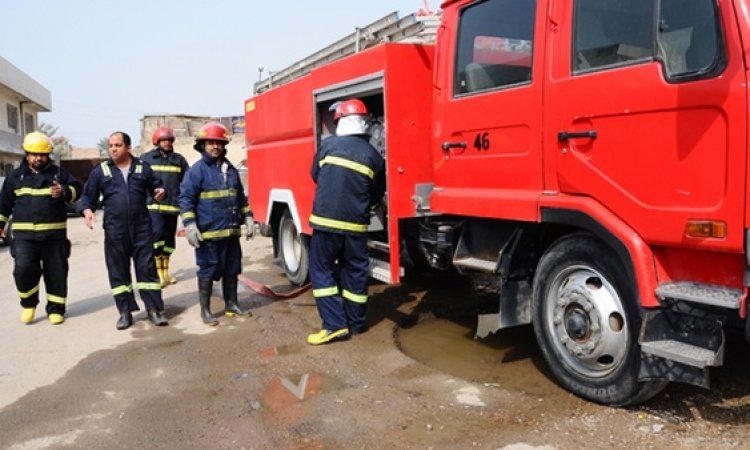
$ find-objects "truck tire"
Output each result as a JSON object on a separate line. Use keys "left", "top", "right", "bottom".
{"left": 532, "top": 234, "right": 667, "bottom": 406}
{"left": 278, "top": 210, "right": 309, "bottom": 286}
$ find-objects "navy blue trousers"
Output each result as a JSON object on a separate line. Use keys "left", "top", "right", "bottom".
{"left": 12, "top": 238, "right": 69, "bottom": 315}
{"left": 150, "top": 212, "right": 178, "bottom": 256}
{"left": 195, "top": 237, "right": 242, "bottom": 281}
{"left": 309, "top": 230, "right": 369, "bottom": 332}
{"left": 104, "top": 228, "right": 164, "bottom": 314}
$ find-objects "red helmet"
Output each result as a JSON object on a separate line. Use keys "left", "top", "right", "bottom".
{"left": 195, "top": 122, "right": 229, "bottom": 143}
{"left": 152, "top": 126, "right": 175, "bottom": 145}
{"left": 334, "top": 99, "right": 368, "bottom": 121}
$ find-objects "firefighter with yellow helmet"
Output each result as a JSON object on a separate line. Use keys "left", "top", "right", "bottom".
{"left": 0, "top": 131, "right": 82, "bottom": 325}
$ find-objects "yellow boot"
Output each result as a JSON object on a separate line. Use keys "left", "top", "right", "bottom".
{"left": 20, "top": 308, "right": 36, "bottom": 324}
{"left": 164, "top": 255, "right": 177, "bottom": 285}
{"left": 156, "top": 255, "right": 168, "bottom": 287}
{"left": 48, "top": 313, "right": 65, "bottom": 325}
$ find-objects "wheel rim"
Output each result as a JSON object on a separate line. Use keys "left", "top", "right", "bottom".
{"left": 280, "top": 217, "right": 301, "bottom": 273}
{"left": 544, "top": 264, "right": 629, "bottom": 379}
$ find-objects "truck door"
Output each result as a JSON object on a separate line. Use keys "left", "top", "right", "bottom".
{"left": 432, "top": 0, "right": 546, "bottom": 220}
{"left": 550, "top": 0, "right": 747, "bottom": 250}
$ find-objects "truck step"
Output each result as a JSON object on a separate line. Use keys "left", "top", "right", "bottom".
{"left": 369, "top": 257, "right": 403, "bottom": 284}
{"left": 655, "top": 281, "right": 741, "bottom": 309}
{"left": 641, "top": 340, "right": 720, "bottom": 368}
{"left": 453, "top": 256, "right": 497, "bottom": 272}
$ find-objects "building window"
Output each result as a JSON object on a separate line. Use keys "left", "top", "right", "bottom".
{"left": 24, "top": 113, "right": 34, "bottom": 134}
{"left": 7, "top": 104, "right": 18, "bottom": 132}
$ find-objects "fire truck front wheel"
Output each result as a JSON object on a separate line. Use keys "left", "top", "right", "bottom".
{"left": 532, "top": 233, "right": 667, "bottom": 406}
{"left": 278, "top": 210, "right": 309, "bottom": 286}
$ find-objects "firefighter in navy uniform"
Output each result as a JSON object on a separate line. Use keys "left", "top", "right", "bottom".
{"left": 307, "top": 99, "right": 385, "bottom": 345}
{"left": 141, "top": 126, "right": 189, "bottom": 287}
{"left": 179, "top": 122, "right": 253, "bottom": 326}
{"left": 0, "top": 132, "right": 82, "bottom": 325}
{"left": 79, "top": 131, "right": 169, "bottom": 330}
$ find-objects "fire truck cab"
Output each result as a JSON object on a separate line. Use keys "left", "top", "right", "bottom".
{"left": 246, "top": 0, "right": 750, "bottom": 405}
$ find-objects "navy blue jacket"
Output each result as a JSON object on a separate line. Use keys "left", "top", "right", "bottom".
{"left": 310, "top": 135, "right": 385, "bottom": 235}
{"left": 0, "top": 159, "right": 82, "bottom": 241}
{"left": 79, "top": 156, "right": 162, "bottom": 236}
{"left": 179, "top": 153, "right": 251, "bottom": 241}
{"left": 140, "top": 147, "right": 189, "bottom": 215}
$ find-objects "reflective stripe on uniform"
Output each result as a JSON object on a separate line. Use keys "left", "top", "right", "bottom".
{"left": 199, "top": 189, "right": 237, "bottom": 199}
{"left": 14, "top": 187, "right": 52, "bottom": 197}
{"left": 101, "top": 163, "right": 112, "bottom": 177}
{"left": 153, "top": 240, "right": 166, "bottom": 249}
{"left": 242, "top": 206, "right": 251, "bottom": 214}
{"left": 19, "top": 285, "right": 40, "bottom": 299}
{"left": 164, "top": 246, "right": 175, "bottom": 254}
{"left": 12, "top": 222, "right": 67, "bottom": 231}
{"left": 148, "top": 204, "right": 181, "bottom": 213}
{"left": 181, "top": 211, "right": 196, "bottom": 221}
{"left": 112, "top": 284, "right": 133, "bottom": 296}
{"left": 201, "top": 228, "right": 242, "bottom": 240}
{"left": 0, "top": 214, "right": 8, "bottom": 222}
{"left": 319, "top": 156, "right": 374, "bottom": 179}
{"left": 48, "top": 294, "right": 66, "bottom": 304}
{"left": 137, "top": 282, "right": 162, "bottom": 291}
{"left": 151, "top": 165, "right": 182, "bottom": 173}
{"left": 313, "top": 286, "right": 339, "bottom": 298}
{"left": 69, "top": 186, "right": 78, "bottom": 201}
{"left": 309, "top": 214, "right": 368, "bottom": 233}
{"left": 135, "top": 164, "right": 143, "bottom": 174}
{"left": 343, "top": 289, "right": 368, "bottom": 304}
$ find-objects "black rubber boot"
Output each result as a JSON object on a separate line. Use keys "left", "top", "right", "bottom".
{"left": 116, "top": 311, "right": 133, "bottom": 330}
{"left": 147, "top": 309, "right": 168, "bottom": 326}
{"left": 223, "top": 277, "right": 250, "bottom": 317}
{"left": 199, "top": 278, "right": 219, "bottom": 326}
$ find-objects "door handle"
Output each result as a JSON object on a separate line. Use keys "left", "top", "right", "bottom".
{"left": 441, "top": 141, "right": 467, "bottom": 154}
{"left": 558, "top": 130, "right": 597, "bottom": 141}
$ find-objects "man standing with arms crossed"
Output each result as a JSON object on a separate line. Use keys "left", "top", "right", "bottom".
{"left": 141, "top": 126, "right": 189, "bottom": 287}
{"left": 0, "top": 131, "right": 82, "bottom": 325}
{"left": 79, "top": 131, "right": 169, "bottom": 330}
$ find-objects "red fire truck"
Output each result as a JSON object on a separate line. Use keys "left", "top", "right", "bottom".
{"left": 245, "top": 0, "right": 750, "bottom": 405}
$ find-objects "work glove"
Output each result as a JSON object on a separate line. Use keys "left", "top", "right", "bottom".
{"left": 245, "top": 216, "right": 255, "bottom": 240}
{"left": 185, "top": 223, "right": 203, "bottom": 248}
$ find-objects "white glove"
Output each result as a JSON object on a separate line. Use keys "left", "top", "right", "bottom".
{"left": 245, "top": 216, "right": 255, "bottom": 240}
{"left": 186, "top": 223, "right": 203, "bottom": 248}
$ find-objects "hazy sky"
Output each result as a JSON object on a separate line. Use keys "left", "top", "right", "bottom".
{"left": 0, "top": 0, "right": 438, "bottom": 148}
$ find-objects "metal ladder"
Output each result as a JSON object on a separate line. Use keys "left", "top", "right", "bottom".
{"left": 254, "top": 11, "right": 441, "bottom": 93}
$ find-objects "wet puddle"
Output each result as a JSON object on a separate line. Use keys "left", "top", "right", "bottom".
{"left": 396, "top": 318, "right": 568, "bottom": 398}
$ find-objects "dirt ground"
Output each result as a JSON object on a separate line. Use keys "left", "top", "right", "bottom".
{"left": 1, "top": 216, "right": 749, "bottom": 449}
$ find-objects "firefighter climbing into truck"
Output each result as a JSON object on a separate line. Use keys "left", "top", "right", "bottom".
{"left": 244, "top": 0, "right": 750, "bottom": 405}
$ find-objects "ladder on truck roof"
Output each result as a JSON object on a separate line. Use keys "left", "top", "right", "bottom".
{"left": 254, "top": 11, "right": 440, "bottom": 94}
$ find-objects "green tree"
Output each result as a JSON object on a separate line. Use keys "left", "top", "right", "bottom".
{"left": 39, "top": 122, "right": 72, "bottom": 159}
{"left": 97, "top": 137, "right": 109, "bottom": 157}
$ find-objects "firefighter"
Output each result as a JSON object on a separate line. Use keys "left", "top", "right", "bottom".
{"left": 179, "top": 122, "right": 254, "bottom": 326}
{"left": 141, "top": 126, "right": 189, "bottom": 287}
{"left": 79, "top": 131, "right": 169, "bottom": 330}
{"left": 0, "top": 131, "right": 82, "bottom": 325}
{"left": 307, "top": 98, "right": 385, "bottom": 345}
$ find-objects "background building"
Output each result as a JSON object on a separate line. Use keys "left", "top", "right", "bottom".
{"left": 0, "top": 56, "right": 51, "bottom": 186}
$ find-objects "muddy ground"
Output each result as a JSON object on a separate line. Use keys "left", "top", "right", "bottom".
{"left": 1, "top": 216, "right": 749, "bottom": 449}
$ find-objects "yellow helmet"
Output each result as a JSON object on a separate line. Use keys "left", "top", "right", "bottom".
{"left": 23, "top": 131, "right": 53, "bottom": 154}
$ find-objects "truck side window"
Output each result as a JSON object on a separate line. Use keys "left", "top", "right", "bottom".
{"left": 453, "top": 0, "right": 536, "bottom": 96}
{"left": 573, "top": 0, "right": 724, "bottom": 80}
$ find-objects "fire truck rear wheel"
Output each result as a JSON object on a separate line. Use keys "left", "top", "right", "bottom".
{"left": 278, "top": 210, "right": 309, "bottom": 286}
{"left": 532, "top": 233, "right": 667, "bottom": 406}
